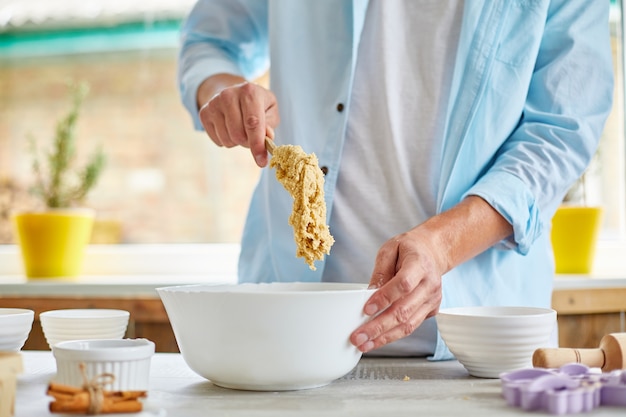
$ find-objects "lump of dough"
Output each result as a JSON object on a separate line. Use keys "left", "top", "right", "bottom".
{"left": 269, "top": 144, "right": 334, "bottom": 270}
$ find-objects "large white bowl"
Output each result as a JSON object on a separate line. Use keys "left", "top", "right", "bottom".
{"left": 52, "top": 339, "right": 155, "bottom": 391}
{"left": 0, "top": 308, "right": 35, "bottom": 351}
{"left": 158, "top": 282, "right": 374, "bottom": 391}
{"left": 40, "top": 309, "right": 129, "bottom": 349}
{"left": 436, "top": 306, "right": 556, "bottom": 378}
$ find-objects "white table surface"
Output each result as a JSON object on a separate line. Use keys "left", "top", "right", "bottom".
{"left": 1, "top": 274, "right": 625, "bottom": 298}
{"left": 14, "top": 351, "right": 625, "bottom": 417}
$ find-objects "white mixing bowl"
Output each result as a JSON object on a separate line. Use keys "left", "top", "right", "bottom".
{"left": 158, "top": 282, "right": 375, "bottom": 391}
{"left": 436, "top": 306, "right": 557, "bottom": 378}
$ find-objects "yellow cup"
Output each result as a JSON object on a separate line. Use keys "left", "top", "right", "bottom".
{"left": 12, "top": 210, "right": 94, "bottom": 279}
{"left": 551, "top": 206, "right": 603, "bottom": 274}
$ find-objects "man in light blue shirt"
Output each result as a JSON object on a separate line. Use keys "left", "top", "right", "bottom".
{"left": 178, "top": 0, "right": 613, "bottom": 360}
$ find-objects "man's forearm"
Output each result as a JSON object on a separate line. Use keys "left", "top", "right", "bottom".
{"left": 419, "top": 195, "right": 514, "bottom": 274}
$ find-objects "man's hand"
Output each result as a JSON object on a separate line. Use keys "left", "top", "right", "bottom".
{"left": 350, "top": 229, "right": 445, "bottom": 353}
{"left": 350, "top": 196, "right": 513, "bottom": 353}
{"left": 197, "top": 74, "right": 280, "bottom": 167}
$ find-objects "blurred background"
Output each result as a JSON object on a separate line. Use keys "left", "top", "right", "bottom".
{"left": 0, "top": 0, "right": 624, "bottom": 247}
{"left": 0, "top": 0, "right": 264, "bottom": 245}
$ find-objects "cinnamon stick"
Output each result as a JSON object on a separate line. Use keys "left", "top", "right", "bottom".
{"left": 47, "top": 382, "right": 147, "bottom": 414}
{"left": 49, "top": 398, "right": 143, "bottom": 414}
{"left": 46, "top": 362, "right": 148, "bottom": 414}
{"left": 47, "top": 383, "right": 146, "bottom": 401}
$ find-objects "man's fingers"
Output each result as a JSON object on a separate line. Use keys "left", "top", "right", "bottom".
{"left": 351, "top": 285, "right": 439, "bottom": 352}
{"left": 217, "top": 88, "right": 248, "bottom": 147}
{"left": 352, "top": 251, "right": 442, "bottom": 352}
{"left": 199, "top": 81, "right": 279, "bottom": 167}
{"left": 351, "top": 291, "right": 422, "bottom": 352}
{"left": 239, "top": 84, "right": 268, "bottom": 166}
{"left": 364, "top": 240, "right": 408, "bottom": 315}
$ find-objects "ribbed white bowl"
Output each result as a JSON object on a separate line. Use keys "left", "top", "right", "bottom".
{"left": 42, "top": 324, "right": 128, "bottom": 335}
{"left": 47, "top": 329, "right": 127, "bottom": 339}
{"left": 41, "top": 309, "right": 129, "bottom": 325}
{"left": 0, "top": 308, "right": 34, "bottom": 351}
{"left": 52, "top": 339, "right": 155, "bottom": 391}
{"left": 158, "top": 282, "right": 375, "bottom": 391}
{"left": 40, "top": 309, "right": 129, "bottom": 349}
{"left": 41, "top": 320, "right": 129, "bottom": 330}
{"left": 436, "top": 306, "right": 556, "bottom": 378}
{"left": 46, "top": 331, "right": 128, "bottom": 348}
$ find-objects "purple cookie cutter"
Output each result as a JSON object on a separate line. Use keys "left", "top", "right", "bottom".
{"left": 500, "top": 363, "right": 626, "bottom": 415}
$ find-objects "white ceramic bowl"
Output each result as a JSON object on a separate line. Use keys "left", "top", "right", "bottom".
{"left": 40, "top": 324, "right": 127, "bottom": 336}
{"left": 436, "top": 306, "right": 557, "bottom": 378}
{"left": 52, "top": 339, "right": 155, "bottom": 391}
{"left": 158, "top": 282, "right": 375, "bottom": 391}
{"left": 0, "top": 308, "right": 35, "bottom": 351}
{"left": 46, "top": 331, "right": 128, "bottom": 348}
{"left": 40, "top": 309, "right": 130, "bottom": 349}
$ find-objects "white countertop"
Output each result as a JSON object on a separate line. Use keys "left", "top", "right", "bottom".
{"left": 1, "top": 243, "right": 626, "bottom": 296}
{"left": 553, "top": 275, "right": 626, "bottom": 290}
{"left": 15, "top": 350, "right": 625, "bottom": 417}
{"left": 1, "top": 274, "right": 625, "bottom": 298}
{"left": 0, "top": 274, "right": 237, "bottom": 297}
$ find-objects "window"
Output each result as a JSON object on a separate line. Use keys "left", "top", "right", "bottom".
{"left": 0, "top": 4, "right": 262, "bottom": 246}
{"left": 0, "top": 1, "right": 625, "bottom": 277}
{"left": 597, "top": 1, "right": 626, "bottom": 239}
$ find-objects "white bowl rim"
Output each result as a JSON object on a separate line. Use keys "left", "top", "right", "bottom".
{"left": 437, "top": 306, "right": 555, "bottom": 318}
{"left": 42, "top": 321, "right": 128, "bottom": 328}
{"left": 44, "top": 329, "right": 127, "bottom": 334}
{"left": 157, "top": 282, "right": 373, "bottom": 295}
{"left": 0, "top": 344, "right": 27, "bottom": 351}
{"left": 40, "top": 309, "right": 130, "bottom": 319}
{"left": 0, "top": 336, "right": 29, "bottom": 342}
{"left": 0, "top": 308, "right": 35, "bottom": 318}
{"left": 0, "top": 330, "right": 32, "bottom": 337}
{"left": 42, "top": 322, "right": 128, "bottom": 329}
{"left": 52, "top": 338, "right": 155, "bottom": 361}
{"left": 0, "top": 324, "right": 33, "bottom": 331}
{"left": 0, "top": 341, "right": 27, "bottom": 347}
{"left": 43, "top": 330, "right": 128, "bottom": 336}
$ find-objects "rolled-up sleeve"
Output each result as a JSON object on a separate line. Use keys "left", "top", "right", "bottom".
{"left": 178, "top": 0, "right": 270, "bottom": 130}
{"left": 465, "top": 0, "right": 614, "bottom": 255}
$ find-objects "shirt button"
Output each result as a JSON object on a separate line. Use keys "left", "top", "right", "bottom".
{"left": 320, "top": 166, "right": 329, "bottom": 175}
{"left": 336, "top": 103, "right": 344, "bottom": 112}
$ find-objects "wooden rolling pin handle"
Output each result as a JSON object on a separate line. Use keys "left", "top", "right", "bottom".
{"left": 532, "top": 347, "right": 605, "bottom": 369}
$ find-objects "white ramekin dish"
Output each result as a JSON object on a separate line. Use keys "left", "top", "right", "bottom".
{"left": 52, "top": 338, "right": 155, "bottom": 391}
{"left": 0, "top": 308, "right": 35, "bottom": 351}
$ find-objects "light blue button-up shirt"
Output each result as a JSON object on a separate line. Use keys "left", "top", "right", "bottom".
{"left": 179, "top": 0, "right": 614, "bottom": 360}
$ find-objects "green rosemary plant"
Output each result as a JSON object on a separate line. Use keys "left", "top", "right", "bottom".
{"left": 29, "top": 81, "right": 105, "bottom": 209}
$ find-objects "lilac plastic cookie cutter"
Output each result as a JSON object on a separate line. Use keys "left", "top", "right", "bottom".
{"left": 500, "top": 363, "right": 626, "bottom": 415}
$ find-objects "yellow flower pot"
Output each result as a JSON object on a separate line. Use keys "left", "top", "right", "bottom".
{"left": 551, "top": 206, "right": 603, "bottom": 274}
{"left": 12, "top": 209, "right": 95, "bottom": 279}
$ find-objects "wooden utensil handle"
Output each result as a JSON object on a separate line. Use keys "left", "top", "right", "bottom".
{"left": 532, "top": 347, "right": 605, "bottom": 369}
{"left": 265, "top": 137, "right": 276, "bottom": 155}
